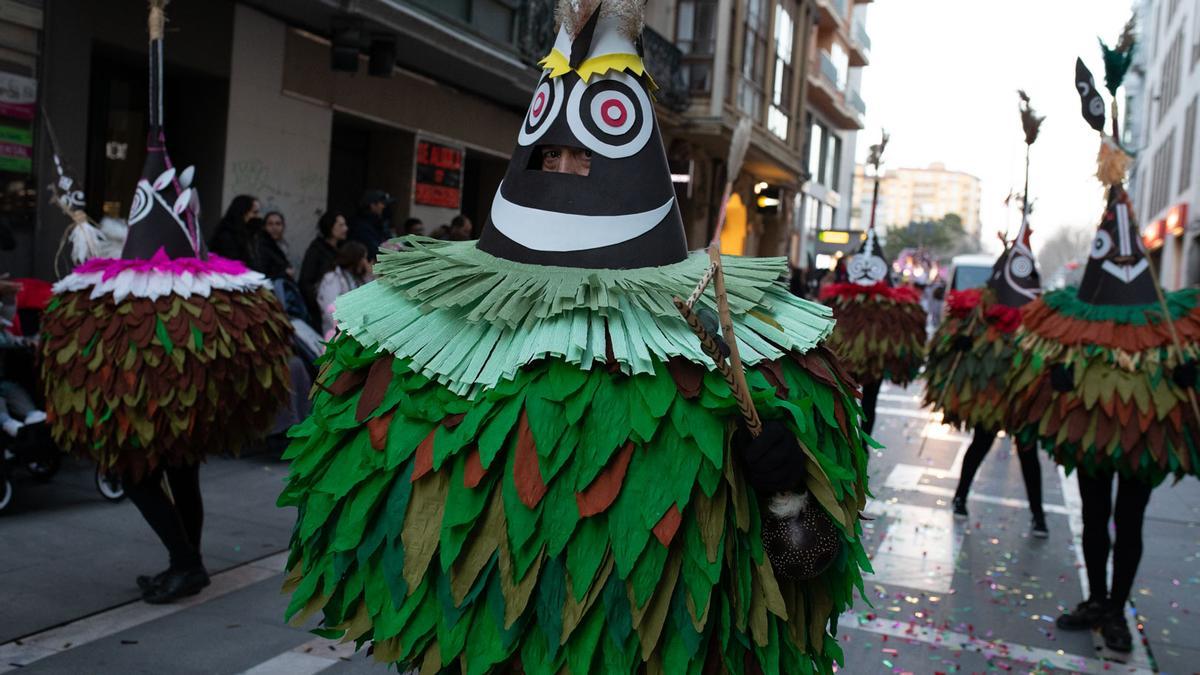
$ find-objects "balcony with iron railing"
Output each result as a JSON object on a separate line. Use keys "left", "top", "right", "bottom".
{"left": 642, "top": 26, "right": 690, "bottom": 113}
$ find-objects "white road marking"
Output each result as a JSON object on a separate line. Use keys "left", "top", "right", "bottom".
{"left": 237, "top": 637, "right": 359, "bottom": 675}
{"left": 839, "top": 614, "right": 1155, "bottom": 674}
{"left": 863, "top": 500, "right": 962, "bottom": 593}
{"left": 0, "top": 552, "right": 289, "bottom": 673}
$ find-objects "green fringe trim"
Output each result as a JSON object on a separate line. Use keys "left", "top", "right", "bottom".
{"left": 335, "top": 239, "right": 834, "bottom": 397}
{"left": 1043, "top": 287, "right": 1199, "bottom": 325}
{"left": 279, "top": 334, "right": 872, "bottom": 674}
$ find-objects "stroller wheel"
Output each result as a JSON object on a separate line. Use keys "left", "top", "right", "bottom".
{"left": 0, "top": 470, "right": 12, "bottom": 513}
{"left": 27, "top": 452, "right": 62, "bottom": 482}
{"left": 96, "top": 469, "right": 125, "bottom": 502}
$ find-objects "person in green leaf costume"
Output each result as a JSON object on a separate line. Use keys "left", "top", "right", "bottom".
{"left": 923, "top": 91, "right": 1047, "bottom": 537}
{"left": 278, "top": 2, "right": 871, "bottom": 673}
{"left": 1004, "top": 36, "right": 1200, "bottom": 654}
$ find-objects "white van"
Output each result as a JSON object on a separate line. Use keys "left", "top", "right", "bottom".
{"left": 945, "top": 254, "right": 995, "bottom": 291}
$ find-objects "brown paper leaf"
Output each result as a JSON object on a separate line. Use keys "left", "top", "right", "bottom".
{"left": 652, "top": 504, "right": 682, "bottom": 547}
{"left": 402, "top": 467, "right": 450, "bottom": 590}
{"left": 576, "top": 441, "right": 635, "bottom": 517}
{"left": 514, "top": 410, "right": 548, "bottom": 508}
{"left": 356, "top": 354, "right": 396, "bottom": 423}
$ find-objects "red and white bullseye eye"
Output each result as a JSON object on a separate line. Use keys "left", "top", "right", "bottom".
{"left": 567, "top": 71, "right": 653, "bottom": 158}
{"left": 591, "top": 92, "right": 634, "bottom": 134}
{"left": 529, "top": 87, "right": 548, "bottom": 123}
{"left": 518, "top": 74, "right": 563, "bottom": 146}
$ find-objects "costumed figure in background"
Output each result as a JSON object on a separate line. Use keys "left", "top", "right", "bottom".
{"left": 820, "top": 133, "right": 927, "bottom": 435}
{"left": 924, "top": 91, "right": 1047, "bottom": 536}
{"left": 1004, "top": 26, "right": 1200, "bottom": 653}
{"left": 278, "top": 2, "right": 872, "bottom": 672}
{"left": 39, "top": 0, "right": 292, "bottom": 603}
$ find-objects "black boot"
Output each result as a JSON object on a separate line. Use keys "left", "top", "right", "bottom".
{"left": 1055, "top": 599, "right": 1108, "bottom": 630}
{"left": 136, "top": 568, "right": 172, "bottom": 592}
{"left": 952, "top": 496, "right": 968, "bottom": 519}
{"left": 1031, "top": 512, "right": 1049, "bottom": 539}
{"left": 1100, "top": 607, "right": 1133, "bottom": 653}
{"left": 142, "top": 566, "right": 210, "bottom": 604}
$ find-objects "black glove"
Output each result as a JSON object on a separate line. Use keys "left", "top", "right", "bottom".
{"left": 952, "top": 335, "right": 974, "bottom": 352}
{"left": 1050, "top": 363, "right": 1074, "bottom": 392}
{"left": 735, "top": 419, "right": 807, "bottom": 494}
{"left": 1173, "top": 361, "right": 1197, "bottom": 389}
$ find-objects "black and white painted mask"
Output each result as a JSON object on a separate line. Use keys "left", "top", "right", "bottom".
{"left": 120, "top": 33, "right": 204, "bottom": 260}
{"left": 1077, "top": 187, "right": 1157, "bottom": 305}
{"left": 845, "top": 228, "right": 890, "bottom": 286}
{"left": 987, "top": 217, "right": 1041, "bottom": 307}
{"left": 475, "top": 2, "right": 687, "bottom": 269}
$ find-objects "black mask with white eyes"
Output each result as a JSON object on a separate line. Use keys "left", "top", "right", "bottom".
{"left": 477, "top": 69, "right": 687, "bottom": 270}
{"left": 1077, "top": 187, "right": 1158, "bottom": 306}
{"left": 987, "top": 240, "right": 1041, "bottom": 307}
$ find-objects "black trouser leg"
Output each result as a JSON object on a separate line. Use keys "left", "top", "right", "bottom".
{"left": 1076, "top": 469, "right": 1114, "bottom": 603}
{"left": 1015, "top": 437, "right": 1045, "bottom": 520}
{"left": 124, "top": 466, "right": 202, "bottom": 571}
{"left": 1108, "top": 474, "right": 1153, "bottom": 609}
{"left": 861, "top": 379, "right": 882, "bottom": 435}
{"left": 164, "top": 464, "right": 204, "bottom": 555}
{"left": 953, "top": 426, "right": 997, "bottom": 502}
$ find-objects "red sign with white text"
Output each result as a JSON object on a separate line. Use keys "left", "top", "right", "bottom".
{"left": 414, "top": 139, "right": 463, "bottom": 209}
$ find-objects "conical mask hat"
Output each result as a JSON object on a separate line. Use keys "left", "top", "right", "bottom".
{"left": 987, "top": 215, "right": 1041, "bottom": 307}
{"left": 120, "top": 11, "right": 204, "bottom": 260}
{"left": 475, "top": 0, "right": 687, "bottom": 269}
{"left": 1077, "top": 186, "right": 1156, "bottom": 305}
{"left": 844, "top": 228, "right": 890, "bottom": 286}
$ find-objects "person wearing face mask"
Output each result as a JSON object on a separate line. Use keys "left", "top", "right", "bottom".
{"left": 924, "top": 92, "right": 1047, "bottom": 537}
{"left": 277, "top": 2, "right": 872, "bottom": 672}
{"left": 1004, "top": 46, "right": 1200, "bottom": 654}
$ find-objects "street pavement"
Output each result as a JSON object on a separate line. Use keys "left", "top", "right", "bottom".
{"left": 1, "top": 385, "right": 1198, "bottom": 674}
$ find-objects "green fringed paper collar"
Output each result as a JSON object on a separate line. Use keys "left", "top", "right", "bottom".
{"left": 1046, "top": 287, "right": 1199, "bottom": 325}
{"left": 336, "top": 239, "right": 835, "bottom": 396}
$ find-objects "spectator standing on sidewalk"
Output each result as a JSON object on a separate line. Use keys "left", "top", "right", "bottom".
{"left": 255, "top": 211, "right": 294, "bottom": 281}
{"left": 315, "top": 240, "right": 372, "bottom": 337}
{"left": 299, "top": 211, "right": 347, "bottom": 330}
{"left": 208, "top": 195, "right": 260, "bottom": 266}
{"left": 347, "top": 190, "right": 392, "bottom": 260}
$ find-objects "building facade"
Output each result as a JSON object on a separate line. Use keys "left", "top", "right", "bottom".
{"left": 849, "top": 162, "right": 982, "bottom": 237}
{"left": 9, "top": 0, "right": 874, "bottom": 280}
{"left": 1128, "top": 0, "right": 1200, "bottom": 290}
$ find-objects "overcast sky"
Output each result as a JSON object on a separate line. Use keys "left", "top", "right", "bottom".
{"left": 858, "top": 0, "right": 1136, "bottom": 254}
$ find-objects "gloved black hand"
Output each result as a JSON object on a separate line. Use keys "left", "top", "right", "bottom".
{"left": 1173, "top": 361, "right": 1197, "bottom": 389}
{"left": 1050, "top": 363, "right": 1074, "bottom": 392}
{"left": 734, "top": 419, "right": 807, "bottom": 494}
{"left": 697, "top": 307, "right": 731, "bottom": 358}
{"left": 952, "top": 335, "right": 974, "bottom": 352}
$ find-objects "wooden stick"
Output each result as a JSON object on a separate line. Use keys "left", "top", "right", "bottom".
{"left": 708, "top": 245, "right": 762, "bottom": 436}
{"left": 674, "top": 296, "right": 762, "bottom": 437}
{"left": 685, "top": 264, "right": 717, "bottom": 310}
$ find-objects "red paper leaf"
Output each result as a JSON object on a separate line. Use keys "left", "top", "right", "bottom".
{"left": 464, "top": 446, "right": 486, "bottom": 488}
{"left": 411, "top": 428, "right": 437, "bottom": 482}
{"left": 513, "top": 410, "right": 547, "bottom": 508}
{"left": 575, "top": 441, "right": 635, "bottom": 517}
{"left": 355, "top": 354, "right": 396, "bottom": 423}
{"left": 652, "top": 504, "right": 682, "bottom": 547}
{"left": 367, "top": 411, "right": 393, "bottom": 451}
